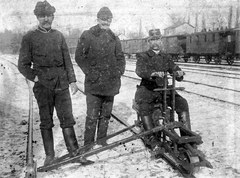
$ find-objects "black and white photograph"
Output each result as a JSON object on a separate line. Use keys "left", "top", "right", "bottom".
{"left": 0, "top": 0, "right": 240, "bottom": 177}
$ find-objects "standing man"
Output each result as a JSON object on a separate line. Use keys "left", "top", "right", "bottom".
{"left": 75, "top": 7, "right": 125, "bottom": 147}
{"left": 134, "top": 29, "right": 191, "bottom": 149}
{"left": 18, "top": 0, "right": 80, "bottom": 166}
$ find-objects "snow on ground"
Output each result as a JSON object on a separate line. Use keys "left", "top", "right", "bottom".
{"left": 1, "top": 54, "right": 240, "bottom": 178}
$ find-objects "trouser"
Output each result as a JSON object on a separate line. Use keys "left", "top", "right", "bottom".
{"left": 33, "top": 82, "right": 78, "bottom": 165}
{"left": 33, "top": 82, "right": 76, "bottom": 129}
{"left": 84, "top": 93, "right": 114, "bottom": 146}
{"left": 135, "top": 86, "right": 191, "bottom": 130}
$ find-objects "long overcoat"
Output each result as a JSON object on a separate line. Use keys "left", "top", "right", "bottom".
{"left": 75, "top": 24, "right": 125, "bottom": 96}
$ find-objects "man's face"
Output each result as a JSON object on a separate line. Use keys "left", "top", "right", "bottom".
{"left": 148, "top": 38, "right": 163, "bottom": 50}
{"left": 37, "top": 14, "right": 54, "bottom": 29}
{"left": 97, "top": 18, "right": 112, "bottom": 30}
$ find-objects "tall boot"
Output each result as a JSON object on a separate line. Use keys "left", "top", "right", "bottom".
{"left": 63, "top": 126, "right": 94, "bottom": 165}
{"left": 141, "top": 115, "right": 159, "bottom": 150}
{"left": 41, "top": 129, "right": 55, "bottom": 166}
{"left": 62, "top": 126, "right": 79, "bottom": 157}
{"left": 178, "top": 111, "right": 191, "bottom": 136}
{"left": 84, "top": 117, "right": 97, "bottom": 146}
{"left": 141, "top": 115, "right": 154, "bottom": 130}
{"left": 96, "top": 116, "right": 110, "bottom": 146}
{"left": 178, "top": 111, "right": 191, "bottom": 130}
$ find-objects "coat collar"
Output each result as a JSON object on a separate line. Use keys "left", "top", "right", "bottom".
{"left": 37, "top": 26, "right": 52, "bottom": 33}
{"left": 90, "top": 24, "right": 116, "bottom": 40}
{"left": 146, "top": 49, "right": 163, "bottom": 57}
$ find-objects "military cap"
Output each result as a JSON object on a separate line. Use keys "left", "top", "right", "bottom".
{"left": 97, "top": 7, "right": 113, "bottom": 20}
{"left": 148, "top": 29, "right": 162, "bottom": 40}
{"left": 34, "top": 0, "right": 56, "bottom": 16}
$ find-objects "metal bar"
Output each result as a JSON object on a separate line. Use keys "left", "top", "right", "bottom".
{"left": 37, "top": 125, "right": 165, "bottom": 172}
{"left": 25, "top": 81, "right": 37, "bottom": 178}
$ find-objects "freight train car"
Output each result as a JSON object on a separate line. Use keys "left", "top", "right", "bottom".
{"left": 185, "top": 28, "right": 239, "bottom": 65}
{"left": 121, "top": 38, "right": 148, "bottom": 58}
{"left": 162, "top": 34, "right": 187, "bottom": 61}
{"left": 121, "top": 27, "right": 240, "bottom": 65}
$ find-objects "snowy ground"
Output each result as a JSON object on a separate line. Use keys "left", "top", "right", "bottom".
{"left": 1, "top": 54, "right": 240, "bottom": 178}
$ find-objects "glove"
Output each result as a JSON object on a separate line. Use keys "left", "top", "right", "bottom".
{"left": 176, "top": 71, "right": 185, "bottom": 77}
{"left": 151, "top": 71, "right": 165, "bottom": 78}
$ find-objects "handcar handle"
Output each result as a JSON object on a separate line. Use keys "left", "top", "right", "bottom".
{"left": 154, "top": 87, "right": 185, "bottom": 92}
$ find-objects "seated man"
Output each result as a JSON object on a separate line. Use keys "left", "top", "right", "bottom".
{"left": 134, "top": 29, "right": 191, "bottom": 150}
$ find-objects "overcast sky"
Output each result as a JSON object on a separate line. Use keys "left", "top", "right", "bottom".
{"left": 0, "top": 0, "right": 236, "bottom": 35}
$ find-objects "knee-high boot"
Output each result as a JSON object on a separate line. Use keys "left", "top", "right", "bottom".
{"left": 96, "top": 116, "right": 110, "bottom": 146}
{"left": 84, "top": 117, "right": 98, "bottom": 146}
{"left": 141, "top": 115, "right": 158, "bottom": 150}
{"left": 41, "top": 129, "right": 55, "bottom": 166}
{"left": 178, "top": 111, "right": 191, "bottom": 136}
{"left": 178, "top": 111, "right": 191, "bottom": 130}
{"left": 62, "top": 126, "right": 79, "bottom": 157}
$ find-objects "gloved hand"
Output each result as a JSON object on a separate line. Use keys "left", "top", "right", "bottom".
{"left": 151, "top": 71, "right": 165, "bottom": 78}
{"left": 176, "top": 71, "right": 185, "bottom": 77}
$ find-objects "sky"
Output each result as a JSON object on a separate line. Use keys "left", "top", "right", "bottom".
{"left": 0, "top": 0, "right": 237, "bottom": 36}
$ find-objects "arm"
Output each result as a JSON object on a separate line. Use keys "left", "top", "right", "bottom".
{"left": 115, "top": 37, "right": 126, "bottom": 75}
{"left": 61, "top": 34, "right": 77, "bottom": 84}
{"left": 167, "top": 57, "right": 184, "bottom": 81}
{"left": 18, "top": 35, "right": 35, "bottom": 82}
{"left": 135, "top": 53, "right": 153, "bottom": 79}
{"left": 75, "top": 31, "right": 90, "bottom": 74}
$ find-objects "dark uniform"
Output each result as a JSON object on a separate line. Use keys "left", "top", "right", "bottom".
{"left": 18, "top": 1, "right": 80, "bottom": 166}
{"left": 135, "top": 30, "right": 191, "bottom": 148}
{"left": 75, "top": 7, "right": 125, "bottom": 146}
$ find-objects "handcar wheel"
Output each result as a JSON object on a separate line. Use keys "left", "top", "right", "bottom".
{"left": 178, "top": 148, "right": 200, "bottom": 175}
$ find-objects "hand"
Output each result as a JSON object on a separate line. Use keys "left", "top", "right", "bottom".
{"left": 33, "top": 76, "right": 39, "bottom": 82}
{"left": 176, "top": 71, "right": 185, "bottom": 77}
{"left": 151, "top": 71, "right": 165, "bottom": 78}
{"left": 70, "top": 82, "right": 79, "bottom": 95}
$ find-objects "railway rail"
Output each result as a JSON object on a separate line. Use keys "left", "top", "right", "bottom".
{"left": 122, "top": 71, "right": 240, "bottom": 107}
{"left": 2, "top": 55, "right": 237, "bottom": 177}
{"left": 1, "top": 57, "right": 37, "bottom": 178}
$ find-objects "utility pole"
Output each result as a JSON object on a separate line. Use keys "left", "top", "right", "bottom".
{"left": 139, "top": 18, "right": 142, "bottom": 38}
{"left": 228, "top": 5, "right": 233, "bottom": 29}
{"left": 235, "top": 0, "right": 240, "bottom": 27}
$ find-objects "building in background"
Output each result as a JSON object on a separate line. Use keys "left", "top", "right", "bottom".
{"left": 163, "top": 22, "right": 195, "bottom": 36}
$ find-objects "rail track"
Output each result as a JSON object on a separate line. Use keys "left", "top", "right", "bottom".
{"left": 123, "top": 70, "right": 240, "bottom": 107}
{"left": 1, "top": 57, "right": 37, "bottom": 178}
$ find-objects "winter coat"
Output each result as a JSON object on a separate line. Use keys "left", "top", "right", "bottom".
{"left": 75, "top": 24, "right": 125, "bottom": 96}
{"left": 136, "top": 49, "right": 182, "bottom": 91}
{"left": 18, "top": 27, "right": 76, "bottom": 90}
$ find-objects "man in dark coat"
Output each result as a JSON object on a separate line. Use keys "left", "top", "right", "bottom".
{"left": 75, "top": 7, "right": 126, "bottom": 147}
{"left": 18, "top": 0, "right": 80, "bottom": 166}
{"left": 135, "top": 29, "right": 191, "bottom": 149}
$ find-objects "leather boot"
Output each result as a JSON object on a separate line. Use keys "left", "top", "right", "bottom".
{"left": 84, "top": 117, "right": 97, "bottom": 146}
{"left": 178, "top": 111, "right": 191, "bottom": 136}
{"left": 141, "top": 115, "right": 159, "bottom": 150}
{"left": 178, "top": 111, "right": 191, "bottom": 130}
{"left": 96, "top": 116, "right": 110, "bottom": 146}
{"left": 63, "top": 127, "right": 94, "bottom": 165}
{"left": 62, "top": 126, "right": 79, "bottom": 157}
{"left": 41, "top": 129, "right": 55, "bottom": 166}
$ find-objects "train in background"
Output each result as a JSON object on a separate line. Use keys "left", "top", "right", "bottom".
{"left": 121, "top": 27, "right": 240, "bottom": 65}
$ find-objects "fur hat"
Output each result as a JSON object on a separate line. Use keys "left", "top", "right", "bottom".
{"left": 97, "top": 7, "right": 113, "bottom": 20}
{"left": 34, "top": 0, "right": 55, "bottom": 16}
{"left": 148, "top": 29, "right": 162, "bottom": 40}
